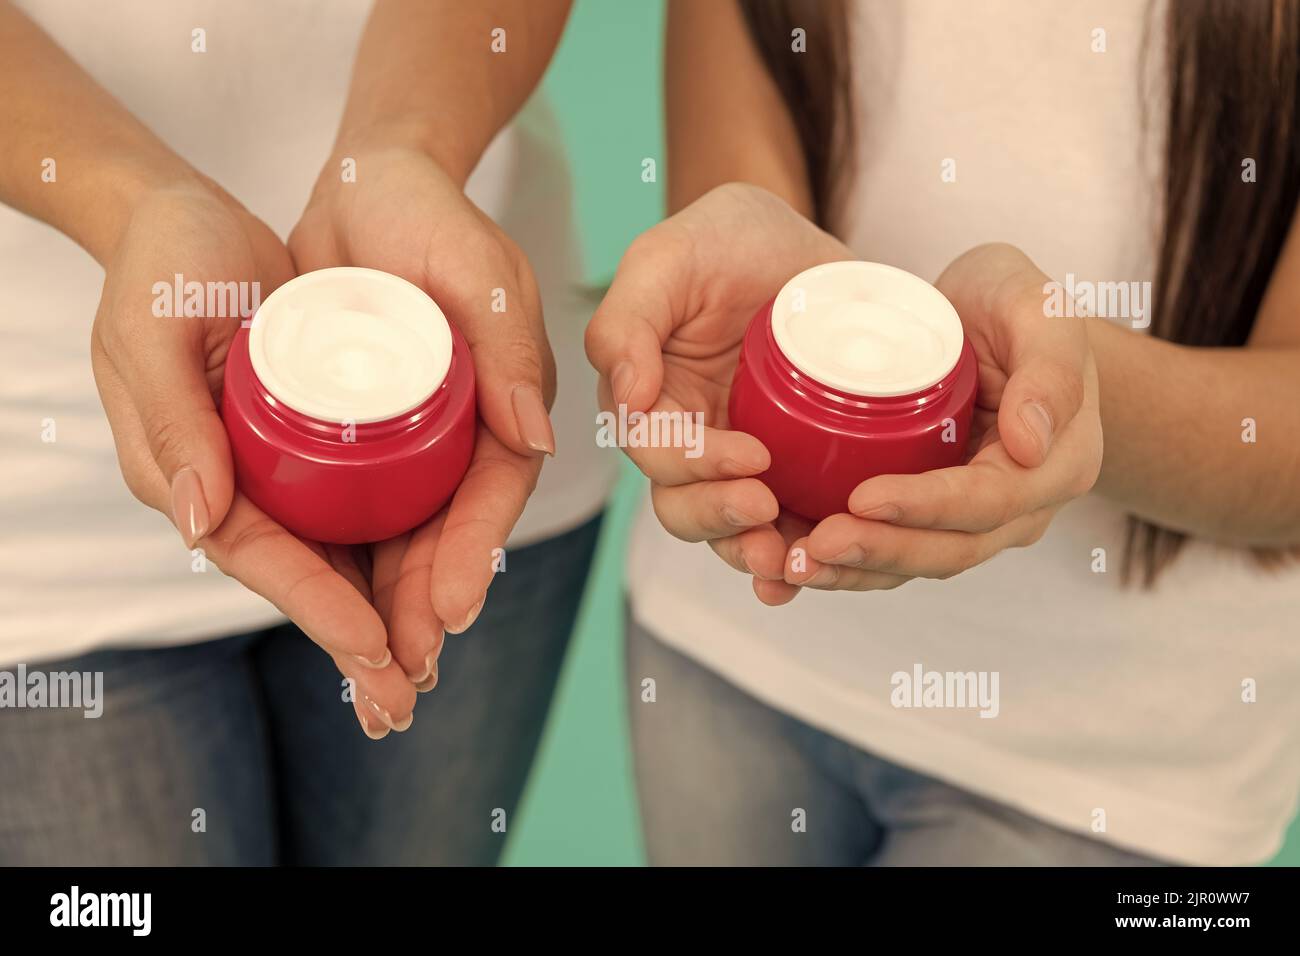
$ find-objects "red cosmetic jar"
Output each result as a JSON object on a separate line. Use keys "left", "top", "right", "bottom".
{"left": 221, "top": 267, "right": 476, "bottom": 544}
{"left": 728, "top": 261, "right": 977, "bottom": 522}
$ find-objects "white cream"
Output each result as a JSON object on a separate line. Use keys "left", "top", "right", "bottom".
{"left": 249, "top": 267, "right": 453, "bottom": 424}
{"left": 771, "top": 261, "right": 963, "bottom": 397}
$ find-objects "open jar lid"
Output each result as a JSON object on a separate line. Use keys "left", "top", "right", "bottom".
{"left": 248, "top": 267, "right": 453, "bottom": 424}
{"left": 771, "top": 261, "right": 964, "bottom": 398}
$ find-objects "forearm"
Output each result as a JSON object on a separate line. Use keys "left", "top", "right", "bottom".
{"left": 0, "top": 2, "right": 201, "bottom": 263}
{"left": 666, "top": 0, "right": 811, "bottom": 215}
{"left": 334, "top": 0, "right": 572, "bottom": 185}
{"left": 1089, "top": 317, "right": 1300, "bottom": 546}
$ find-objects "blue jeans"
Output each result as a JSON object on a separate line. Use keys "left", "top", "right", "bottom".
{"left": 626, "top": 616, "right": 1165, "bottom": 866}
{"left": 0, "top": 515, "right": 602, "bottom": 865}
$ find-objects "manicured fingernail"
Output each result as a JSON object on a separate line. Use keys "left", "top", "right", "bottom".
{"left": 1019, "top": 400, "right": 1054, "bottom": 456}
{"left": 854, "top": 503, "right": 901, "bottom": 522}
{"left": 446, "top": 598, "right": 484, "bottom": 635}
{"left": 512, "top": 384, "right": 556, "bottom": 456}
{"left": 407, "top": 650, "right": 436, "bottom": 683}
{"left": 416, "top": 661, "right": 439, "bottom": 693}
{"left": 363, "top": 694, "right": 411, "bottom": 733}
{"left": 351, "top": 648, "right": 391, "bottom": 670}
{"left": 611, "top": 361, "right": 637, "bottom": 406}
{"left": 721, "top": 505, "right": 761, "bottom": 528}
{"left": 357, "top": 709, "right": 389, "bottom": 741}
{"left": 170, "top": 466, "right": 210, "bottom": 548}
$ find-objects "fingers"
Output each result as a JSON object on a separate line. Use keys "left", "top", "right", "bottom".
{"left": 430, "top": 430, "right": 540, "bottom": 634}
{"left": 93, "top": 310, "right": 414, "bottom": 739}
{"left": 286, "top": 215, "right": 346, "bottom": 274}
{"left": 372, "top": 520, "right": 444, "bottom": 689}
{"left": 939, "top": 245, "right": 1090, "bottom": 469}
{"left": 585, "top": 225, "right": 694, "bottom": 414}
{"left": 595, "top": 375, "right": 769, "bottom": 486}
{"left": 432, "top": 222, "right": 557, "bottom": 458}
{"left": 339, "top": 652, "right": 418, "bottom": 741}
{"left": 91, "top": 324, "right": 234, "bottom": 549}
{"left": 848, "top": 420, "right": 1098, "bottom": 533}
{"left": 997, "top": 349, "right": 1087, "bottom": 468}
{"left": 707, "top": 524, "right": 789, "bottom": 580}
{"left": 785, "top": 532, "right": 913, "bottom": 592}
{"left": 753, "top": 576, "right": 801, "bottom": 606}
{"left": 202, "top": 496, "right": 392, "bottom": 666}
{"left": 756, "top": 510, "right": 814, "bottom": 602}
{"left": 325, "top": 543, "right": 373, "bottom": 603}
{"left": 797, "top": 509, "right": 1051, "bottom": 583}
{"left": 650, "top": 478, "right": 778, "bottom": 542}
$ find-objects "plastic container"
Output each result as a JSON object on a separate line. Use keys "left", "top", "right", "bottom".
{"left": 221, "top": 267, "right": 475, "bottom": 544}
{"left": 728, "top": 260, "right": 977, "bottom": 521}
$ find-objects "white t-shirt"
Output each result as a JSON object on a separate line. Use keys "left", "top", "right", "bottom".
{"left": 628, "top": 0, "right": 1300, "bottom": 865}
{"left": 0, "top": 0, "right": 616, "bottom": 667}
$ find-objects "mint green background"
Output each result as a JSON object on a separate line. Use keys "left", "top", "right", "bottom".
{"left": 503, "top": 0, "right": 1299, "bottom": 867}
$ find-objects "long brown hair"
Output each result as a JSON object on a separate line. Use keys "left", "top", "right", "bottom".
{"left": 739, "top": 0, "right": 1300, "bottom": 586}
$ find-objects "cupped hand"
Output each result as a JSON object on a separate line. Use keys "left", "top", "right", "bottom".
{"left": 585, "top": 183, "right": 852, "bottom": 605}
{"left": 288, "top": 136, "right": 555, "bottom": 691}
{"left": 786, "top": 243, "right": 1103, "bottom": 594}
{"left": 91, "top": 179, "right": 417, "bottom": 739}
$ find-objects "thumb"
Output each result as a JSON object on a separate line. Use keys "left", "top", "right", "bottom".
{"left": 584, "top": 231, "right": 687, "bottom": 415}
{"left": 943, "top": 245, "right": 1089, "bottom": 469}
{"left": 127, "top": 340, "right": 236, "bottom": 548}
{"left": 997, "top": 343, "right": 1087, "bottom": 469}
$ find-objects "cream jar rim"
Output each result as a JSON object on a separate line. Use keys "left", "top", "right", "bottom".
{"left": 770, "top": 260, "right": 964, "bottom": 398}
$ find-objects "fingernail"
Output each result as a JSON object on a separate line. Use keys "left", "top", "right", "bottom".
{"left": 363, "top": 694, "right": 411, "bottom": 733}
{"left": 512, "top": 384, "right": 556, "bottom": 456}
{"left": 416, "top": 660, "right": 439, "bottom": 693}
{"left": 407, "top": 650, "right": 436, "bottom": 683}
{"left": 1019, "top": 400, "right": 1054, "bottom": 456}
{"left": 357, "top": 709, "right": 389, "bottom": 741}
{"left": 351, "top": 648, "right": 391, "bottom": 670}
{"left": 170, "top": 466, "right": 210, "bottom": 548}
{"left": 721, "top": 505, "right": 761, "bottom": 528}
{"left": 611, "top": 361, "right": 637, "bottom": 406}
{"left": 446, "top": 598, "right": 484, "bottom": 635}
{"left": 854, "top": 503, "right": 901, "bottom": 522}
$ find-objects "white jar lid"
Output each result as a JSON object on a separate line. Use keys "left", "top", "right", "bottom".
{"left": 249, "top": 267, "right": 453, "bottom": 424}
{"left": 771, "top": 261, "right": 964, "bottom": 397}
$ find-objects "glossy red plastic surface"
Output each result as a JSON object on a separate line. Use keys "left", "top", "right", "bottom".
{"left": 221, "top": 323, "right": 476, "bottom": 544}
{"left": 728, "top": 300, "right": 977, "bottom": 522}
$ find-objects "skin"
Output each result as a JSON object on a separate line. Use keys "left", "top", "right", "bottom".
{"left": 0, "top": 0, "right": 573, "bottom": 738}
{"left": 289, "top": 0, "right": 573, "bottom": 736}
{"left": 588, "top": 0, "right": 1300, "bottom": 606}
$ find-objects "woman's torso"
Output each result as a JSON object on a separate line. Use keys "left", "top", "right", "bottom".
{"left": 628, "top": 0, "right": 1300, "bottom": 865}
{"left": 0, "top": 0, "right": 614, "bottom": 664}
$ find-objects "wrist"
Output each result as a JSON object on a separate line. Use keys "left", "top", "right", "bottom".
{"left": 80, "top": 152, "right": 213, "bottom": 265}
{"left": 332, "top": 114, "right": 479, "bottom": 188}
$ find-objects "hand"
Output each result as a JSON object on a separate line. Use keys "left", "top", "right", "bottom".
{"left": 785, "top": 242, "right": 1103, "bottom": 593}
{"left": 289, "top": 134, "right": 556, "bottom": 685}
{"left": 585, "top": 183, "right": 852, "bottom": 605}
{"left": 91, "top": 179, "right": 418, "bottom": 738}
